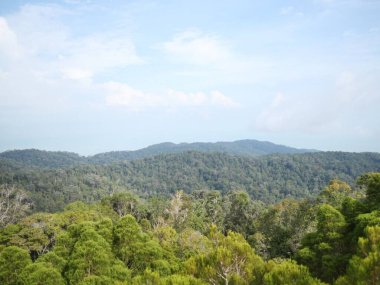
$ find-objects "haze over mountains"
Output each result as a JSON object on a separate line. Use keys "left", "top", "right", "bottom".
{"left": 0, "top": 139, "right": 317, "bottom": 168}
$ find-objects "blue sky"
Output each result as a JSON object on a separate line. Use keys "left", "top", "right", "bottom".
{"left": 0, "top": 0, "right": 379, "bottom": 154}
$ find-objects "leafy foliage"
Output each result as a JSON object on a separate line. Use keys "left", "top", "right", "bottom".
{"left": 0, "top": 149, "right": 380, "bottom": 285}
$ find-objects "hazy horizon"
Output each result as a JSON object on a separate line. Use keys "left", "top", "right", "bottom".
{"left": 1, "top": 1, "right": 379, "bottom": 155}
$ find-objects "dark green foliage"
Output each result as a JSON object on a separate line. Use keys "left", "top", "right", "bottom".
{"left": 0, "top": 149, "right": 84, "bottom": 168}
{"left": 1, "top": 139, "right": 315, "bottom": 167}
{"left": 89, "top": 139, "right": 315, "bottom": 164}
{"left": 358, "top": 172, "right": 380, "bottom": 210}
{"left": 335, "top": 226, "right": 380, "bottom": 285}
{"left": 253, "top": 199, "right": 317, "bottom": 259}
{"left": 1, "top": 151, "right": 379, "bottom": 212}
{"left": 297, "top": 204, "right": 349, "bottom": 283}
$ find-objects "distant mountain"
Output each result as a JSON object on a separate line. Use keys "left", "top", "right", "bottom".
{"left": 89, "top": 139, "right": 317, "bottom": 164}
{"left": 0, "top": 139, "right": 317, "bottom": 168}
{"left": 0, "top": 149, "right": 85, "bottom": 168}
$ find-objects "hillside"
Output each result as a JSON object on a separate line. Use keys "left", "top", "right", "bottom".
{"left": 0, "top": 149, "right": 85, "bottom": 168}
{"left": 0, "top": 139, "right": 316, "bottom": 168}
{"left": 88, "top": 139, "right": 317, "bottom": 163}
{"left": 1, "top": 151, "right": 379, "bottom": 212}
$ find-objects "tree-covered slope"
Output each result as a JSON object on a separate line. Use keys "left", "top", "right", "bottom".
{"left": 0, "top": 139, "right": 316, "bottom": 168}
{"left": 1, "top": 173, "right": 380, "bottom": 285}
{"left": 89, "top": 139, "right": 316, "bottom": 164}
{"left": 0, "top": 151, "right": 379, "bottom": 212}
{"left": 0, "top": 149, "right": 85, "bottom": 168}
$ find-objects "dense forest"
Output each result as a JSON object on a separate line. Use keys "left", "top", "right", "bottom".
{"left": 1, "top": 147, "right": 380, "bottom": 284}
{"left": 1, "top": 172, "right": 380, "bottom": 284}
{"left": 0, "top": 151, "right": 379, "bottom": 212}
{"left": 0, "top": 140, "right": 315, "bottom": 168}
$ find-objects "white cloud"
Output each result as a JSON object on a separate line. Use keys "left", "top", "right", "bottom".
{"left": 161, "top": 29, "right": 231, "bottom": 65}
{"left": 2, "top": 4, "right": 142, "bottom": 83}
{"left": 61, "top": 68, "right": 93, "bottom": 80}
{"left": 255, "top": 70, "right": 380, "bottom": 134}
{"left": 104, "top": 82, "right": 239, "bottom": 110}
{"left": 255, "top": 92, "right": 338, "bottom": 133}
{"left": 57, "top": 34, "right": 142, "bottom": 81}
{"left": 0, "top": 17, "right": 23, "bottom": 60}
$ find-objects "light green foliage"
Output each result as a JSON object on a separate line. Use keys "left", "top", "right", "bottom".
{"left": 177, "top": 228, "right": 211, "bottom": 259}
{"left": 66, "top": 228, "right": 115, "bottom": 284}
{"left": 20, "top": 262, "right": 65, "bottom": 285}
{"left": 186, "top": 226, "right": 265, "bottom": 284}
{"left": 77, "top": 275, "right": 114, "bottom": 285}
{"left": 8, "top": 213, "right": 57, "bottom": 260}
{"left": 57, "top": 220, "right": 130, "bottom": 284}
{"left": 318, "top": 179, "right": 352, "bottom": 208}
{"left": 36, "top": 251, "right": 66, "bottom": 272}
{"left": 1, "top": 174, "right": 380, "bottom": 284}
{"left": 154, "top": 226, "right": 178, "bottom": 252}
{"left": 263, "top": 260, "right": 325, "bottom": 285}
{"left": 132, "top": 269, "right": 161, "bottom": 285}
{"left": 114, "top": 214, "right": 170, "bottom": 275}
{"left": 163, "top": 274, "right": 206, "bottom": 285}
{"left": 0, "top": 246, "right": 31, "bottom": 285}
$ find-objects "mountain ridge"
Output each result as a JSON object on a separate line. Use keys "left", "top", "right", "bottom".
{"left": 0, "top": 139, "right": 318, "bottom": 168}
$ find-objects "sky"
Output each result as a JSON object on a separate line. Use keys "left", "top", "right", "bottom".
{"left": 0, "top": 0, "right": 379, "bottom": 155}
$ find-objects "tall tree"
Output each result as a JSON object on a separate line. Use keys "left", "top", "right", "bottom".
{"left": 358, "top": 172, "right": 380, "bottom": 210}
{"left": 336, "top": 226, "right": 380, "bottom": 285}
{"left": 0, "top": 185, "right": 31, "bottom": 227}
{"left": 0, "top": 246, "right": 31, "bottom": 285}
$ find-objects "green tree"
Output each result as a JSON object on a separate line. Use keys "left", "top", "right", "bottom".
{"left": 114, "top": 215, "right": 168, "bottom": 274}
{"left": 224, "top": 191, "right": 264, "bottom": 238}
{"left": 20, "top": 262, "right": 65, "bottom": 285}
{"left": 0, "top": 246, "right": 31, "bottom": 285}
{"left": 297, "top": 204, "right": 348, "bottom": 283}
{"left": 263, "top": 260, "right": 326, "bottom": 285}
{"left": 103, "top": 192, "right": 145, "bottom": 219}
{"left": 318, "top": 179, "right": 352, "bottom": 208}
{"left": 0, "top": 185, "right": 31, "bottom": 227}
{"left": 165, "top": 191, "right": 192, "bottom": 231}
{"left": 186, "top": 226, "right": 265, "bottom": 284}
{"left": 65, "top": 224, "right": 129, "bottom": 284}
{"left": 253, "top": 199, "right": 316, "bottom": 259}
{"left": 336, "top": 226, "right": 380, "bottom": 285}
{"left": 358, "top": 172, "right": 380, "bottom": 210}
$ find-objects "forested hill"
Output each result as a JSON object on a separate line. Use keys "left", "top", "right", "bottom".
{"left": 0, "top": 139, "right": 316, "bottom": 168}
{"left": 0, "top": 149, "right": 85, "bottom": 168}
{"left": 89, "top": 139, "right": 316, "bottom": 164}
{"left": 0, "top": 151, "right": 379, "bottom": 212}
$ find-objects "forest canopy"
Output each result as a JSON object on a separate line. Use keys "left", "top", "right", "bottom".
{"left": 0, "top": 151, "right": 379, "bottom": 212}
{"left": 0, "top": 172, "right": 380, "bottom": 284}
